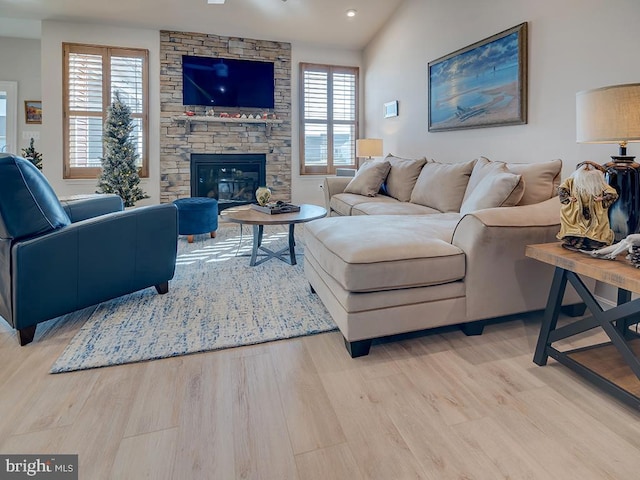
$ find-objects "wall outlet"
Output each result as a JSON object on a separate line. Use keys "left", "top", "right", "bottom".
{"left": 22, "top": 131, "right": 40, "bottom": 140}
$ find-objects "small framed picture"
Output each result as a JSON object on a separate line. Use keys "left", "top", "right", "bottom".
{"left": 25, "top": 100, "right": 42, "bottom": 124}
{"left": 384, "top": 100, "right": 398, "bottom": 118}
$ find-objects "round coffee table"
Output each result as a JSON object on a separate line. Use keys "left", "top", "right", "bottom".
{"left": 221, "top": 204, "right": 327, "bottom": 266}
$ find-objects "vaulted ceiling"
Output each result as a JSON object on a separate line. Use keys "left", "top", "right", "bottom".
{"left": 0, "top": 0, "right": 404, "bottom": 49}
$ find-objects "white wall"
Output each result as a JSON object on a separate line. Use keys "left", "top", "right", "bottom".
{"left": 0, "top": 37, "right": 42, "bottom": 153}
{"left": 290, "top": 43, "right": 362, "bottom": 206}
{"left": 40, "top": 20, "right": 160, "bottom": 204}
{"left": 363, "top": 0, "right": 640, "bottom": 178}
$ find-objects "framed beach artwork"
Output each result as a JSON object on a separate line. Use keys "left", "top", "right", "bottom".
{"left": 428, "top": 22, "right": 528, "bottom": 132}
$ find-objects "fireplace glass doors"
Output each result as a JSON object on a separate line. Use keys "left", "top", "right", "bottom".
{"left": 191, "top": 154, "right": 266, "bottom": 211}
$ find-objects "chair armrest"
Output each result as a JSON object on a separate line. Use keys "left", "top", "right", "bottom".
{"left": 323, "top": 177, "right": 352, "bottom": 212}
{"left": 60, "top": 194, "right": 123, "bottom": 222}
{"left": 11, "top": 203, "right": 178, "bottom": 328}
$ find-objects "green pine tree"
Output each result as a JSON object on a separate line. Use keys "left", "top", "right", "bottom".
{"left": 96, "top": 90, "right": 149, "bottom": 207}
{"left": 21, "top": 137, "right": 43, "bottom": 170}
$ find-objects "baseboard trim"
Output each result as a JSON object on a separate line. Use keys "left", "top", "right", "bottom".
{"left": 594, "top": 294, "right": 616, "bottom": 310}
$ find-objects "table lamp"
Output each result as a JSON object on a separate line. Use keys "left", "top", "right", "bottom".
{"left": 355, "top": 138, "right": 383, "bottom": 169}
{"left": 576, "top": 83, "right": 640, "bottom": 240}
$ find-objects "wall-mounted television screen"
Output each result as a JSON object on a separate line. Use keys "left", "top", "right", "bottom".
{"left": 182, "top": 55, "right": 275, "bottom": 109}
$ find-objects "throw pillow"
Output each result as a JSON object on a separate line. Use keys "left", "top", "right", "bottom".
{"left": 507, "top": 159, "right": 562, "bottom": 205}
{"left": 463, "top": 157, "right": 506, "bottom": 202}
{"left": 410, "top": 159, "right": 476, "bottom": 212}
{"left": 383, "top": 154, "right": 429, "bottom": 202}
{"left": 344, "top": 159, "right": 391, "bottom": 197}
{"left": 460, "top": 169, "right": 524, "bottom": 215}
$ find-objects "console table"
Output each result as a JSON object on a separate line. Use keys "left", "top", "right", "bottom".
{"left": 526, "top": 242, "right": 640, "bottom": 409}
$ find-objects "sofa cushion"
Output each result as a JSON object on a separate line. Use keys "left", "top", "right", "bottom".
{"left": 352, "top": 202, "right": 442, "bottom": 216}
{"left": 507, "top": 159, "right": 562, "bottom": 205}
{"left": 330, "top": 193, "right": 398, "bottom": 216}
{"left": 460, "top": 170, "right": 523, "bottom": 215}
{"left": 382, "top": 154, "right": 429, "bottom": 202}
{"left": 461, "top": 157, "right": 524, "bottom": 212}
{"left": 304, "top": 215, "right": 465, "bottom": 292}
{"left": 0, "top": 154, "right": 70, "bottom": 240}
{"left": 344, "top": 159, "right": 391, "bottom": 197}
{"left": 462, "top": 157, "right": 511, "bottom": 201}
{"left": 410, "top": 159, "right": 476, "bottom": 212}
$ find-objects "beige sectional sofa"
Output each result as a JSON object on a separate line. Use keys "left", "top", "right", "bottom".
{"left": 304, "top": 155, "right": 585, "bottom": 357}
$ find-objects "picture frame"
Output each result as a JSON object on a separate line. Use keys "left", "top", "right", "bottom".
{"left": 428, "top": 22, "right": 528, "bottom": 132}
{"left": 384, "top": 100, "right": 398, "bottom": 118}
{"left": 25, "top": 100, "right": 42, "bottom": 124}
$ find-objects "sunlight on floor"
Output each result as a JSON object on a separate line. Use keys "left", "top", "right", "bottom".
{"left": 175, "top": 229, "right": 290, "bottom": 266}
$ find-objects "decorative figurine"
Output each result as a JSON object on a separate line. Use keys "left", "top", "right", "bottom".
{"left": 255, "top": 186, "right": 272, "bottom": 206}
{"left": 589, "top": 233, "right": 640, "bottom": 260}
{"left": 557, "top": 161, "right": 619, "bottom": 251}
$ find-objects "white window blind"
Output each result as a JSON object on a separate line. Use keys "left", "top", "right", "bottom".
{"left": 300, "top": 63, "right": 358, "bottom": 175}
{"left": 63, "top": 44, "right": 148, "bottom": 179}
{"left": 68, "top": 52, "right": 103, "bottom": 168}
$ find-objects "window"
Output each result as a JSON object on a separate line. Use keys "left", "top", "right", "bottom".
{"left": 63, "top": 43, "right": 149, "bottom": 179}
{"left": 299, "top": 63, "right": 358, "bottom": 175}
{"left": 0, "top": 81, "right": 17, "bottom": 154}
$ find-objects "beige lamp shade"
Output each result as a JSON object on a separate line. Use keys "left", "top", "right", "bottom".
{"left": 576, "top": 83, "right": 640, "bottom": 144}
{"left": 356, "top": 138, "right": 383, "bottom": 158}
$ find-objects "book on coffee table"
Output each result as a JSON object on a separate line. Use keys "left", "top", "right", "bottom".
{"left": 251, "top": 202, "right": 301, "bottom": 214}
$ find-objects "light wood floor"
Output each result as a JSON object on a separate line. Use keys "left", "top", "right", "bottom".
{"left": 1, "top": 308, "right": 640, "bottom": 479}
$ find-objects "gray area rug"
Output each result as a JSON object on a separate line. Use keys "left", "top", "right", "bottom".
{"left": 51, "top": 224, "right": 336, "bottom": 373}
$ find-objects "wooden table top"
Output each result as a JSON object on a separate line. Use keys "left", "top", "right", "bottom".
{"left": 526, "top": 242, "right": 640, "bottom": 294}
{"left": 220, "top": 203, "right": 327, "bottom": 226}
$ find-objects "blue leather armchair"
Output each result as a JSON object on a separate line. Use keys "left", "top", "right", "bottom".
{"left": 0, "top": 154, "right": 178, "bottom": 345}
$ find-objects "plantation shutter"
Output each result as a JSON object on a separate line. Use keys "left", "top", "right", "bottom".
{"left": 67, "top": 49, "right": 104, "bottom": 169}
{"left": 111, "top": 54, "right": 145, "bottom": 166}
{"left": 332, "top": 71, "right": 357, "bottom": 168}
{"left": 299, "top": 63, "right": 358, "bottom": 175}
{"left": 63, "top": 43, "right": 148, "bottom": 179}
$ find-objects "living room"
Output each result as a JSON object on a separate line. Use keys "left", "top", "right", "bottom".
{"left": 2, "top": 0, "right": 640, "bottom": 478}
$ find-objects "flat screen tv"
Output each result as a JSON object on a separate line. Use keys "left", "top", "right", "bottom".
{"left": 182, "top": 55, "right": 275, "bottom": 109}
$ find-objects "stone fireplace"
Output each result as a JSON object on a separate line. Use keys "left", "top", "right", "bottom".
{"left": 159, "top": 30, "right": 292, "bottom": 205}
{"left": 191, "top": 153, "right": 266, "bottom": 210}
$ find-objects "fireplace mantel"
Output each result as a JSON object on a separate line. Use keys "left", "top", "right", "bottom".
{"left": 173, "top": 115, "right": 284, "bottom": 135}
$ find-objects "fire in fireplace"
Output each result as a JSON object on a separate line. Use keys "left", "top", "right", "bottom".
{"left": 191, "top": 153, "right": 266, "bottom": 210}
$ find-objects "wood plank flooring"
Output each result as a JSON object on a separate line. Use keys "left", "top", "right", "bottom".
{"left": 1, "top": 310, "right": 640, "bottom": 479}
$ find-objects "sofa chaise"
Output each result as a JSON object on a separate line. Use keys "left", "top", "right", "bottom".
{"left": 304, "top": 155, "right": 585, "bottom": 357}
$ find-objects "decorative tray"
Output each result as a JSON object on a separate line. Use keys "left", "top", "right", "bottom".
{"left": 250, "top": 202, "right": 301, "bottom": 214}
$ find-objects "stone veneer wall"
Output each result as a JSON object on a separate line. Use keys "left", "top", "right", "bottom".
{"left": 159, "top": 30, "right": 292, "bottom": 203}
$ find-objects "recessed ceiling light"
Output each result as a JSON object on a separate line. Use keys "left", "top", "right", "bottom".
{"left": 346, "top": 9, "right": 357, "bottom": 17}
{"left": 207, "top": 0, "right": 226, "bottom": 4}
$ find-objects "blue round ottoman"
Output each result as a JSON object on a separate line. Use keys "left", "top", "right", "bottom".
{"left": 173, "top": 197, "right": 218, "bottom": 243}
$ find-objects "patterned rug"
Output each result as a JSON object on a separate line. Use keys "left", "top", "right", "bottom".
{"left": 50, "top": 224, "right": 336, "bottom": 373}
